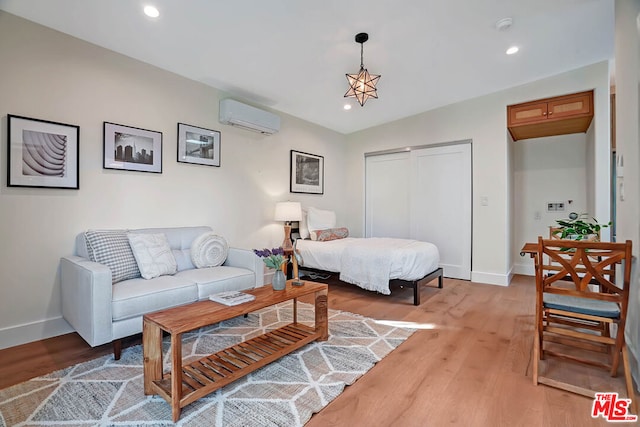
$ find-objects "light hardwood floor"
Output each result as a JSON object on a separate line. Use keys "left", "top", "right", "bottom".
{"left": 0, "top": 275, "right": 636, "bottom": 426}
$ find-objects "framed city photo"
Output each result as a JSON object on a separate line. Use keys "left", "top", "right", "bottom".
{"left": 177, "top": 123, "right": 221, "bottom": 167}
{"left": 290, "top": 150, "right": 324, "bottom": 194}
{"left": 103, "top": 122, "right": 162, "bottom": 173}
{"left": 7, "top": 114, "right": 79, "bottom": 189}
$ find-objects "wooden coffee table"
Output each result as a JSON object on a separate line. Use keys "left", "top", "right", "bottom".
{"left": 142, "top": 280, "right": 328, "bottom": 422}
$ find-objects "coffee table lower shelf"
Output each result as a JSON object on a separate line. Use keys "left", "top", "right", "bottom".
{"left": 149, "top": 323, "right": 320, "bottom": 411}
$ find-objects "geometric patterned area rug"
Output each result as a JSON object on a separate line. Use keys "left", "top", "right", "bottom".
{"left": 0, "top": 301, "right": 415, "bottom": 426}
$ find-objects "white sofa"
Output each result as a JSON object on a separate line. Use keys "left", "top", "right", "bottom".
{"left": 60, "top": 226, "right": 264, "bottom": 358}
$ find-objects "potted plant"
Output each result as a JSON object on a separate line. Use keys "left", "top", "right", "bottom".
{"left": 550, "top": 212, "right": 611, "bottom": 241}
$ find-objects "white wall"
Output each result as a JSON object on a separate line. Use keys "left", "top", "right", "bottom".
{"left": 586, "top": 114, "right": 597, "bottom": 217}
{"left": 512, "top": 134, "right": 588, "bottom": 276}
{"left": 0, "top": 12, "right": 347, "bottom": 348}
{"left": 345, "top": 61, "right": 610, "bottom": 286}
{"left": 0, "top": 10, "right": 618, "bottom": 350}
{"left": 614, "top": 0, "right": 640, "bottom": 390}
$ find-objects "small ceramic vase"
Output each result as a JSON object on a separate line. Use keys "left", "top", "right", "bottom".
{"left": 272, "top": 269, "right": 286, "bottom": 291}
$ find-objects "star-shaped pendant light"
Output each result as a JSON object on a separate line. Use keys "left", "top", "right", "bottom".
{"left": 344, "top": 33, "right": 380, "bottom": 106}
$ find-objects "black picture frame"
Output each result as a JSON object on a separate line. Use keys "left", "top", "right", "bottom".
{"left": 103, "top": 122, "right": 162, "bottom": 173}
{"left": 7, "top": 114, "right": 80, "bottom": 189}
{"left": 290, "top": 150, "right": 324, "bottom": 194}
{"left": 177, "top": 123, "right": 221, "bottom": 167}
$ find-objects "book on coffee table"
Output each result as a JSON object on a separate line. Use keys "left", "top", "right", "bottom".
{"left": 209, "top": 291, "right": 256, "bottom": 306}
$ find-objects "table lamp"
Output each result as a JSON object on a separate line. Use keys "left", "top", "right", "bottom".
{"left": 274, "top": 201, "right": 302, "bottom": 252}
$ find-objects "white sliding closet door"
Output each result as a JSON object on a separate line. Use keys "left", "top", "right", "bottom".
{"left": 365, "top": 143, "right": 472, "bottom": 280}
{"left": 365, "top": 152, "right": 410, "bottom": 238}
{"left": 410, "top": 144, "right": 471, "bottom": 280}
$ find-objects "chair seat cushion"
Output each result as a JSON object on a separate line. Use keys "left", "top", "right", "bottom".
{"left": 543, "top": 293, "right": 620, "bottom": 318}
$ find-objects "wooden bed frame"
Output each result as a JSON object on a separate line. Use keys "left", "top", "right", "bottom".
{"left": 296, "top": 266, "right": 443, "bottom": 306}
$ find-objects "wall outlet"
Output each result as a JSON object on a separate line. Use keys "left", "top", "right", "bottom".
{"left": 534, "top": 211, "right": 542, "bottom": 220}
{"left": 546, "top": 202, "right": 565, "bottom": 212}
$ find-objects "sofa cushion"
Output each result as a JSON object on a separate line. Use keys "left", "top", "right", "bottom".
{"left": 112, "top": 275, "right": 198, "bottom": 321}
{"left": 127, "top": 226, "right": 213, "bottom": 271}
{"left": 190, "top": 232, "right": 229, "bottom": 268}
{"left": 85, "top": 230, "right": 141, "bottom": 284}
{"left": 127, "top": 233, "right": 178, "bottom": 279}
{"left": 176, "top": 266, "right": 255, "bottom": 300}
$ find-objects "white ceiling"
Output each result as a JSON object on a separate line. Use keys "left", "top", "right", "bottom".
{"left": 0, "top": 0, "right": 614, "bottom": 134}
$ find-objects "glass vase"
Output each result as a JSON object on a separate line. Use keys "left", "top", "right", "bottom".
{"left": 272, "top": 269, "right": 286, "bottom": 291}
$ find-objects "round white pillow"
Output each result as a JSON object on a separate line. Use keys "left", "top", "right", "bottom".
{"left": 190, "top": 232, "right": 229, "bottom": 268}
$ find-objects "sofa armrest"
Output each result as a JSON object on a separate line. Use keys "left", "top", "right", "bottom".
{"left": 224, "top": 248, "right": 265, "bottom": 288}
{"left": 60, "top": 255, "right": 113, "bottom": 347}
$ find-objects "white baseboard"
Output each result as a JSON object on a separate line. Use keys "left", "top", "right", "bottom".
{"left": 0, "top": 316, "right": 73, "bottom": 350}
{"left": 625, "top": 331, "right": 640, "bottom": 393}
{"left": 512, "top": 263, "right": 535, "bottom": 276}
{"left": 471, "top": 271, "right": 510, "bottom": 286}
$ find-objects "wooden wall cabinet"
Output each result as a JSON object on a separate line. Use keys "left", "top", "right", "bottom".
{"left": 508, "top": 90, "right": 594, "bottom": 141}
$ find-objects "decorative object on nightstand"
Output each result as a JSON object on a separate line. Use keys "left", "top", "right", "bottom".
{"left": 274, "top": 201, "right": 302, "bottom": 252}
{"left": 253, "top": 247, "right": 287, "bottom": 290}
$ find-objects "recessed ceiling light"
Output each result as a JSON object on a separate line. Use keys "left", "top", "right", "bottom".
{"left": 506, "top": 46, "right": 519, "bottom": 55}
{"left": 144, "top": 5, "right": 160, "bottom": 18}
{"left": 343, "top": 104, "right": 352, "bottom": 110}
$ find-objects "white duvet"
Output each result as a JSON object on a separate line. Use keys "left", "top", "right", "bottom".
{"left": 296, "top": 237, "right": 440, "bottom": 294}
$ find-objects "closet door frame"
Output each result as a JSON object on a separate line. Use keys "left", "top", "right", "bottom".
{"left": 364, "top": 140, "right": 472, "bottom": 280}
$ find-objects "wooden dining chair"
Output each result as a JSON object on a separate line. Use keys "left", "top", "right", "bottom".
{"left": 532, "top": 236, "right": 636, "bottom": 413}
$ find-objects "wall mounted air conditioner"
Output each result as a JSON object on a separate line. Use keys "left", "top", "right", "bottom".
{"left": 219, "top": 99, "right": 281, "bottom": 135}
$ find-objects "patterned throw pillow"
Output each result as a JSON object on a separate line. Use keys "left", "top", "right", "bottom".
{"left": 190, "top": 232, "right": 229, "bottom": 268}
{"left": 127, "top": 233, "right": 178, "bottom": 280}
{"left": 315, "top": 227, "right": 349, "bottom": 242}
{"left": 84, "top": 230, "right": 141, "bottom": 284}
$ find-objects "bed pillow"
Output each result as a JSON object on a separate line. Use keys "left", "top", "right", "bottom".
{"left": 315, "top": 227, "right": 349, "bottom": 242}
{"left": 307, "top": 207, "right": 336, "bottom": 233}
{"left": 127, "top": 233, "right": 178, "bottom": 280}
{"left": 85, "top": 230, "right": 141, "bottom": 284}
{"left": 190, "top": 232, "right": 229, "bottom": 268}
{"left": 299, "top": 209, "right": 310, "bottom": 240}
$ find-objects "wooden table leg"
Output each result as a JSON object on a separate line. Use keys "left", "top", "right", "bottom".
{"left": 171, "top": 333, "right": 182, "bottom": 422}
{"left": 315, "top": 289, "right": 328, "bottom": 341}
{"left": 143, "top": 319, "right": 162, "bottom": 395}
{"left": 293, "top": 298, "right": 298, "bottom": 324}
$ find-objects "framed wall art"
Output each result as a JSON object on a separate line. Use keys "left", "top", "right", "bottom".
{"left": 103, "top": 122, "right": 162, "bottom": 173}
{"left": 290, "top": 150, "right": 324, "bottom": 194}
{"left": 7, "top": 114, "right": 80, "bottom": 189}
{"left": 177, "top": 123, "right": 221, "bottom": 167}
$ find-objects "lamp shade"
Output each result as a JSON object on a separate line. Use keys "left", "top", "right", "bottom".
{"left": 274, "top": 202, "right": 302, "bottom": 222}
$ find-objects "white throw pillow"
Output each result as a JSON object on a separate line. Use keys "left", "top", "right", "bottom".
{"left": 307, "top": 207, "right": 336, "bottom": 240}
{"left": 191, "top": 232, "right": 229, "bottom": 268}
{"left": 127, "top": 233, "right": 178, "bottom": 280}
{"left": 299, "top": 209, "right": 310, "bottom": 240}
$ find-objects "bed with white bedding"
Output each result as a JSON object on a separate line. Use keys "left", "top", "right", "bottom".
{"left": 294, "top": 206, "right": 443, "bottom": 305}
{"left": 296, "top": 236, "right": 442, "bottom": 305}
